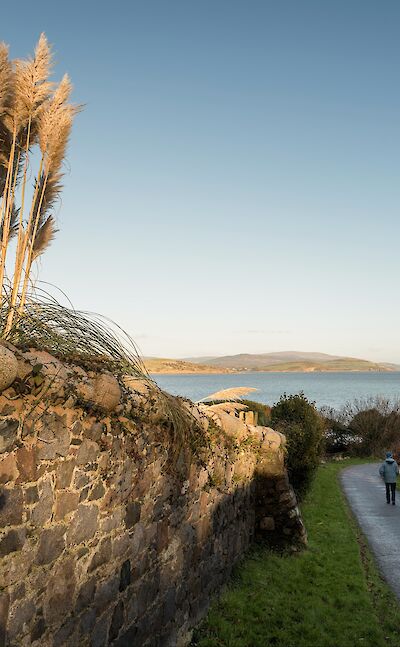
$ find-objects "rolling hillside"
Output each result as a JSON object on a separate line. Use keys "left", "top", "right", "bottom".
{"left": 147, "top": 351, "right": 397, "bottom": 373}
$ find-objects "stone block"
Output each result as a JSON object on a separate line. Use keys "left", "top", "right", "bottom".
{"left": 31, "top": 478, "right": 53, "bottom": 526}
{"left": 260, "top": 516, "right": 275, "bottom": 531}
{"left": 15, "top": 446, "right": 37, "bottom": 482}
{"left": 31, "top": 616, "right": 46, "bottom": 642}
{"left": 0, "top": 453, "right": 18, "bottom": 484}
{"left": 92, "top": 373, "right": 121, "bottom": 412}
{"left": 112, "top": 531, "right": 130, "bottom": 559}
{"left": 24, "top": 484, "right": 38, "bottom": 504}
{"left": 0, "top": 527, "right": 26, "bottom": 557}
{"left": 0, "top": 418, "right": 18, "bottom": 454}
{"left": 91, "top": 611, "right": 110, "bottom": 647}
{"left": 88, "top": 536, "right": 111, "bottom": 572}
{"left": 54, "top": 490, "right": 79, "bottom": 520}
{"left": 76, "top": 577, "right": 96, "bottom": 613}
{"left": 119, "top": 559, "right": 131, "bottom": 591}
{"left": 44, "top": 555, "right": 76, "bottom": 624}
{"left": 0, "top": 486, "right": 23, "bottom": 527}
{"left": 35, "top": 525, "right": 66, "bottom": 565}
{"left": 0, "top": 346, "right": 18, "bottom": 393}
{"left": 100, "top": 507, "right": 124, "bottom": 533}
{"left": 76, "top": 439, "right": 100, "bottom": 466}
{"left": 94, "top": 575, "right": 119, "bottom": 613}
{"left": 109, "top": 600, "right": 124, "bottom": 642}
{"left": 56, "top": 459, "right": 76, "bottom": 488}
{"left": 125, "top": 501, "right": 141, "bottom": 528}
{"left": 7, "top": 597, "right": 35, "bottom": 640}
{"left": 88, "top": 479, "right": 105, "bottom": 501}
{"left": 79, "top": 607, "right": 97, "bottom": 637}
{"left": 66, "top": 504, "right": 99, "bottom": 545}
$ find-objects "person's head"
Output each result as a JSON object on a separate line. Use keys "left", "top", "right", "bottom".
{"left": 386, "top": 451, "right": 393, "bottom": 459}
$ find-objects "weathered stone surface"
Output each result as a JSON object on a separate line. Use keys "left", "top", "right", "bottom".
{"left": 37, "top": 414, "right": 70, "bottom": 460}
{"left": 0, "top": 345, "right": 18, "bottom": 393}
{"left": 31, "top": 616, "right": 46, "bottom": 641}
{"left": 56, "top": 458, "right": 76, "bottom": 488}
{"left": 0, "top": 418, "right": 18, "bottom": 454}
{"left": 79, "top": 607, "right": 96, "bottom": 636}
{"left": 0, "top": 362, "right": 306, "bottom": 647}
{"left": 35, "top": 525, "right": 66, "bottom": 564}
{"left": 260, "top": 516, "right": 275, "bottom": 531}
{"left": 109, "top": 600, "right": 124, "bottom": 642}
{"left": 0, "top": 527, "right": 26, "bottom": 557}
{"left": 44, "top": 556, "right": 76, "bottom": 624}
{"left": 91, "top": 611, "right": 110, "bottom": 647}
{"left": 0, "top": 592, "right": 8, "bottom": 646}
{"left": 76, "top": 438, "right": 100, "bottom": 466}
{"left": 66, "top": 504, "right": 98, "bottom": 545}
{"left": 125, "top": 501, "right": 141, "bottom": 528}
{"left": 31, "top": 478, "right": 53, "bottom": 526}
{"left": 89, "top": 479, "right": 105, "bottom": 501}
{"left": 1, "top": 546, "right": 33, "bottom": 586}
{"left": 92, "top": 373, "right": 121, "bottom": 412}
{"left": 16, "top": 445, "right": 37, "bottom": 482}
{"left": 112, "top": 531, "right": 130, "bottom": 559}
{"left": 119, "top": 559, "right": 131, "bottom": 591}
{"left": 54, "top": 490, "right": 79, "bottom": 520}
{"left": 0, "top": 486, "right": 23, "bottom": 527}
{"left": 94, "top": 575, "right": 119, "bottom": 613}
{"left": 88, "top": 536, "right": 111, "bottom": 572}
{"left": 7, "top": 597, "right": 35, "bottom": 640}
{"left": 76, "top": 577, "right": 96, "bottom": 613}
{"left": 24, "top": 484, "right": 39, "bottom": 504}
{"left": 0, "top": 452, "right": 18, "bottom": 484}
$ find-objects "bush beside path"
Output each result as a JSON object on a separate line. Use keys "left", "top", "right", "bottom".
{"left": 192, "top": 460, "right": 400, "bottom": 647}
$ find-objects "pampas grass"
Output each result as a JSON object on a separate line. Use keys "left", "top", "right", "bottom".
{"left": 0, "top": 34, "right": 79, "bottom": 331}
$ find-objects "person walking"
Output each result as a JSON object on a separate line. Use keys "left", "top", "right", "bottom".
{"left": 379, "top": 452, "right": 399, "bottom": 505}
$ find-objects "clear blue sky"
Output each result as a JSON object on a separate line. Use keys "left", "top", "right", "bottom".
{"left": 3, "top": 1, "right": 400, "bottom": 360}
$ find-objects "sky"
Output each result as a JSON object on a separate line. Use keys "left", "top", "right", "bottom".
{"left": 2, "top": 1, "right": 400, "bottom": 361}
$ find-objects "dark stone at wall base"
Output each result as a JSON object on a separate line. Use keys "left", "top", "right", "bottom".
{"left": 35, "top": 525, "right": 66, "bottom": 565}
{"left": 125, "top": 501, "right": 141, "bottom": 528}
{"left": 31, "top": 616, "right": 46, "bottom": 642}
{"left": 76, "top": 577, "right": 97, "bottom": 613}
{"left": 91, "top": 611, "right": 110, "bottom": 647}
{"left": 0, "top": 592, "right": 9, "bottom": 647}
{"left": 0, "top": 487, "right": 23, "bottom": 527}
{"left": 0, "top": 528, "right": 26, "bottom": 557}
{"left": 119, "top": 559, "right": 131, "bottom": 591}
{"left": 109, "top": 600, "right": 124, "bottom": 642}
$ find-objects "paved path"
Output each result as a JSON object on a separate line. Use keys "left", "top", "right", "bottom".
{"left": 341, "top": 462, "right": 400, "bottom": 600}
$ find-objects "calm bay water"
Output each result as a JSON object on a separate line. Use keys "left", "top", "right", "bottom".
{"left": 152, "top": 372, "right": 400, "bottom": 410}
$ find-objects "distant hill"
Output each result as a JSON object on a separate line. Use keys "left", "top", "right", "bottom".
{"left": 177, "top": 351, "right": 396, "bottom": 373}
{"left": 144, "top": 357, "right": 233, "bottom": 374}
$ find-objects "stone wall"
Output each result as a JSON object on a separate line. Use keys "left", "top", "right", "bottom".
{"left": 0, "top": 345, "right": 306, "bottom": 647}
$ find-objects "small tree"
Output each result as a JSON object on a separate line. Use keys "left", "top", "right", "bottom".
{"left": 271, "top": 392, "right": 324, "bottom": 497}
{"left": 0, "top": 34, "right": 79, "bottom": 334}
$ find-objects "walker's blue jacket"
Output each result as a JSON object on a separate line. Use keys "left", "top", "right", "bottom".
{"left": 379, "top": 458, "right": 399, "bottom": 483}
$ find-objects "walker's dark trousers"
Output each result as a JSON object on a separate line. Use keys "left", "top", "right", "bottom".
{"left": 386, "top": 482, "right": 396, "bottom": 504}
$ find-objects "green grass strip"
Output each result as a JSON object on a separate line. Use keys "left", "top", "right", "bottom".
{"left": 192, "top": 459, "right": 400, "bottom": 647}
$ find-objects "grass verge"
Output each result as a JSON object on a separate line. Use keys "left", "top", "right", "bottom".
{"left": 192, "top": 459, "right": 400, "bottom": 647}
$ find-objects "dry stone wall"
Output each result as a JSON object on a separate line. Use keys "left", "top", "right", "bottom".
{"left": 0, "top": 345, "right": 306, "bottom": 647}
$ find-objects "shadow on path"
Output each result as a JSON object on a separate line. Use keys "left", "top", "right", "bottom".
{"left": 341, "top": 462, "right": 400, "bottom": 600}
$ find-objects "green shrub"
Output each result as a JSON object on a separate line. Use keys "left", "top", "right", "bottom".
{"left": 271, "top": 392, "right": 324, "bottom": 497}
{"left": 241, "top": 399, "right": 271, "bottom": 426}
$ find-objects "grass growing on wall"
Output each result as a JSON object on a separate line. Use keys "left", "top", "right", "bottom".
{"left": 192, "top": 459, "right": 400, "bottom": 647}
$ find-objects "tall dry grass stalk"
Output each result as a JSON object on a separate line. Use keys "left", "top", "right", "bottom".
{"left": 0, "top": 34, "right": 79, "bottom": 336}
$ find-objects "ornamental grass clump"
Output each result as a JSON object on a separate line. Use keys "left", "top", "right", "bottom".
{"left": 0, "top": 34, "right": 79, "bottom": 334}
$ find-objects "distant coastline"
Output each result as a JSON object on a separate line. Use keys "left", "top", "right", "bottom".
{"left": 144, "top": 351, "right": 397, "bottom": 375}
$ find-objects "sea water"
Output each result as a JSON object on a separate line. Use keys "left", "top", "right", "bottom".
{"left": 152, "top": 371, "right": 400, "bottom": 410}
